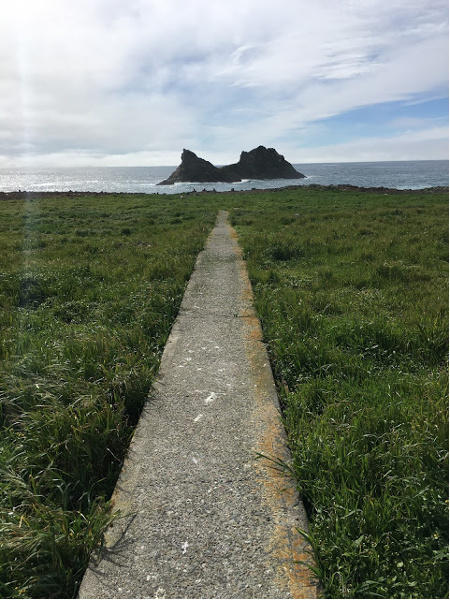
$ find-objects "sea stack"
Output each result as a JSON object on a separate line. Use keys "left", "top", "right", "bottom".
{"left": 158, "top": 146, "right": 305, "bottom": 184}
{"left": 220, "top": 146, "right": 305, "bottom": 181}
{"left": 158, "top": 150, "right": 235, "bottom": 185}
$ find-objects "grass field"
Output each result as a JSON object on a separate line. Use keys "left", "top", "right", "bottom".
{"left": 0, "top": 186, "right": 448, "bottom": 598}
{"left": 0, "top": 192, "right": 216, "bottom": 598}
{"left": 230, "top": 186, "right": 448, "bottom": 598}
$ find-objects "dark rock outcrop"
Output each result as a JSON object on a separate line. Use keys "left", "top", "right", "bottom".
{"left": 220, "top": 146, "right": 305, "bottom": 181}
{"left": 158, "top": 149, "right": 235, "bottom": 185}
{"left": 158, "top": 146, "right": 305, "bottom": 184}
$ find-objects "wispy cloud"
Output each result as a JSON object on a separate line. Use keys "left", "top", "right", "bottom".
{"left": 0, "top": 0, "right": 447, "bottom": 166}
{"left": 289, "top": 125, "right": 449, "bottom": 163}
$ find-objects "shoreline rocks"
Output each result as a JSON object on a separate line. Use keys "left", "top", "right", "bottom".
{"left": 0, "top": 186, "right": 446, "bottom": 200}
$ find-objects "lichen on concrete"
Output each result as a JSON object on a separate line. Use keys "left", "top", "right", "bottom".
{"left": 79, "top": 211, "right": 318, "bottom": 599}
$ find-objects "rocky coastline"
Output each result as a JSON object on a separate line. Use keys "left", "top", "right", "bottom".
{"left": 1, "top": 185, "right": 447, "bottom": 201}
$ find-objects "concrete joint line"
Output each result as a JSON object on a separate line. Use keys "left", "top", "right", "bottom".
{"left": 79, "top": 210, "right": 319, "bottom": 599}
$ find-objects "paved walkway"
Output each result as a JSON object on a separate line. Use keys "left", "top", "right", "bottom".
{"left": 79, "top": 211, "right": 318, "bottom": 599}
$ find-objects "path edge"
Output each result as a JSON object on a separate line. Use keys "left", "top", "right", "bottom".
{"left": 229, "top": 216, "right": 320, "bottom": 599}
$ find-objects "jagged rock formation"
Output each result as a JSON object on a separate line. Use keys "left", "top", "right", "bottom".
{"left": 158, "top": 146, "right": 305, "bottom": 185}
{"left": 158, "top": 149, "right": 234, "bottom": 185}
{"left": 221, "top": 146, "right": 305, "bottom": 181}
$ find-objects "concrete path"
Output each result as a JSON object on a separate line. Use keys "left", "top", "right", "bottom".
{"left": 79, "top": 211, "right": 318, "bottom": 599}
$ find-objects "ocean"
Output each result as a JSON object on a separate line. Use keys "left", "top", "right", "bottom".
{"left": 0, "top": 160, "right": 447, "bottom": 194}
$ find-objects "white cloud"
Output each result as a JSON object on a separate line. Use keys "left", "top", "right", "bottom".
{"left": 290, "top": 125, "right": 449, "bottom": 163}
{"left": 0, "top": 0, "right": 447, "bottom": 166}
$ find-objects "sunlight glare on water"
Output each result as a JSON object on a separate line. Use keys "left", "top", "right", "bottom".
{"left": 0, "top": 161, "right": 447, "bottom": 193}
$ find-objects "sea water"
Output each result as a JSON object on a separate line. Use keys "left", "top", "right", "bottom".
{"left": 0, "top": 160, "right": 447, "bottom": 194}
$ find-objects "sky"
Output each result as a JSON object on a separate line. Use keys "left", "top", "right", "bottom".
{"left": 1, "top": 0, "right": 448, "bottom": 167}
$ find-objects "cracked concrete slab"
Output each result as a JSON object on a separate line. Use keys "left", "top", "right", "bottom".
{"left": 78, "top": 210, "right": 319, "bottom": 599}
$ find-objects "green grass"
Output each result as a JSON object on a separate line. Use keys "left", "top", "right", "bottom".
{"left": 230, "top": 187, "right": 448, "bottom": 598}
{"left": 0, "top": 186, "right": 448, "bottom": 598}
{"left": 0, "top": 192, "right": 216, "bottom": 598}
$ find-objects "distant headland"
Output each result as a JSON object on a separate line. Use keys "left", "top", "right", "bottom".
{"left": 158, "top": 146, "right": 306, "bottom": 185}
